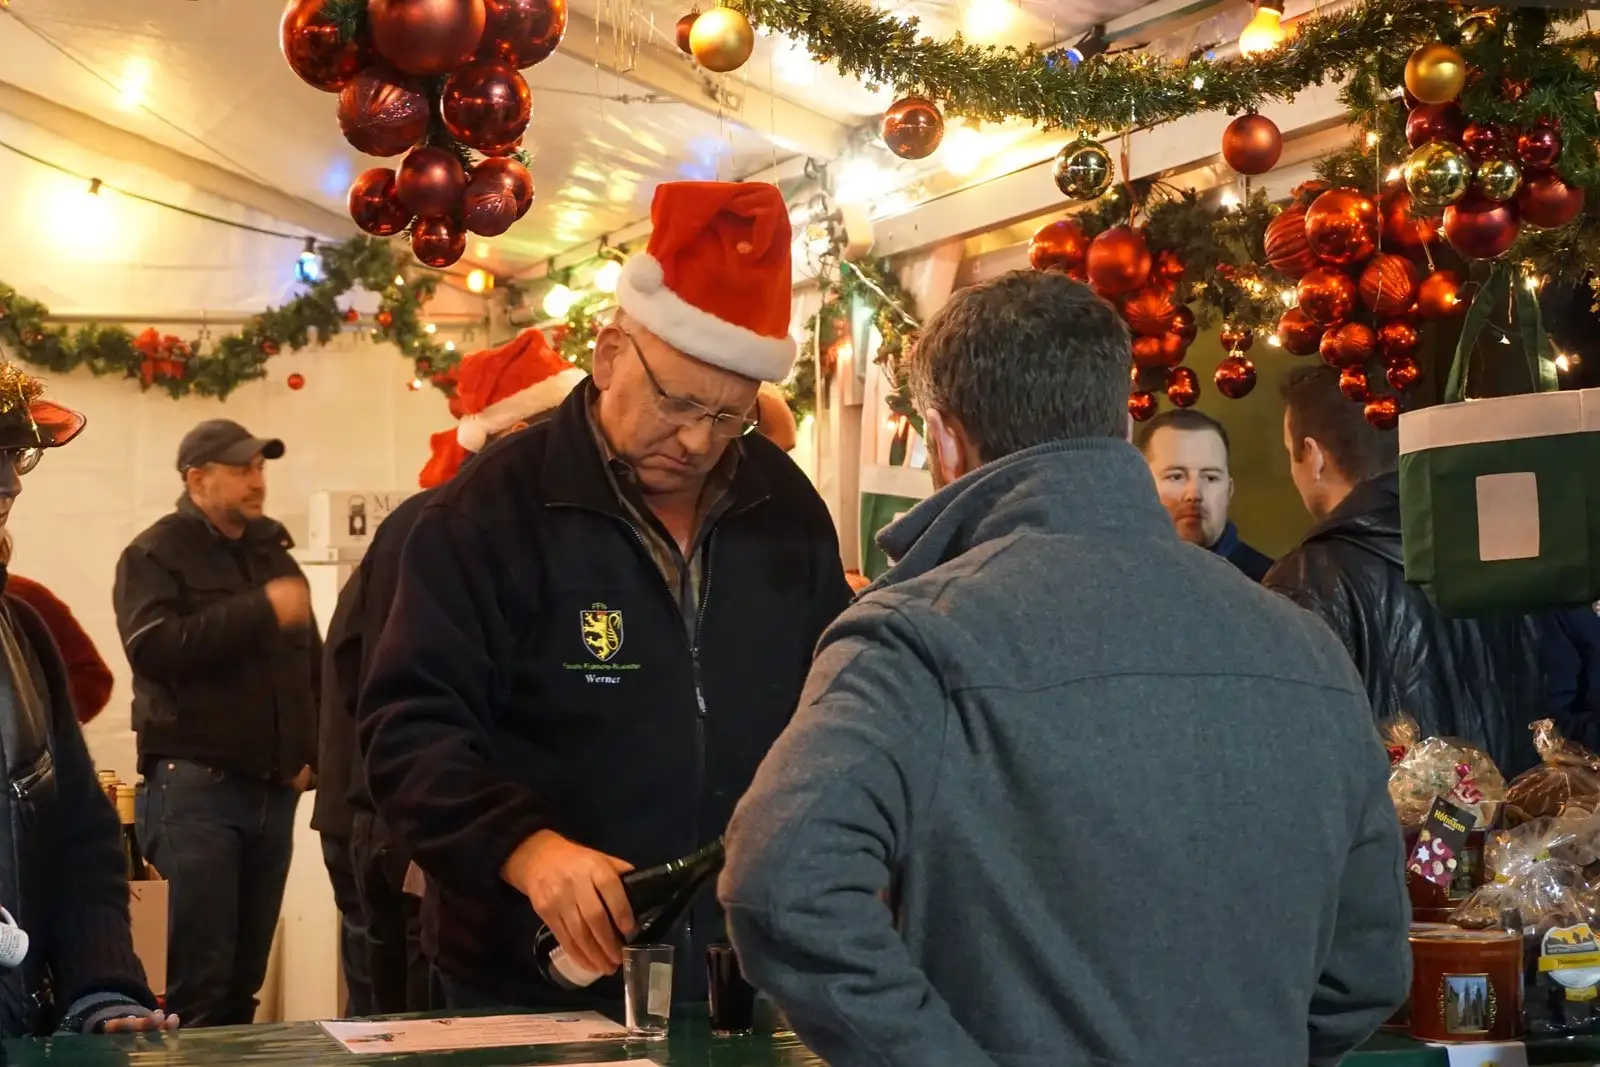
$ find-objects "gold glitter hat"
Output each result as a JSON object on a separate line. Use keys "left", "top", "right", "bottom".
{"left": 0, "top": 361, "right": 85, "bottom": 450}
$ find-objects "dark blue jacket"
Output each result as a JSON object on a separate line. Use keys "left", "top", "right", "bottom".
{"left": 1210, "top": 522, "right": 1274, "bottom": 583}
{"left": 1545, "top": 605, "right": 1600, "bottom": 750}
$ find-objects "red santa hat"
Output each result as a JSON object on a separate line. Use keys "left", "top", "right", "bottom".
{"left": 615, "top": 181, "right": 797, "bottom": 383}
{"left": 418, "top": 329, "right": 585, "bottom": 488}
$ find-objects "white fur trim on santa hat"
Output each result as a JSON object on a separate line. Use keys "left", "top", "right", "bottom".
{"left": 617, "top": 254, "right": 797, "bottom": 383}
{"left": 456, "top": 367, "right": 587, "bottom": 453}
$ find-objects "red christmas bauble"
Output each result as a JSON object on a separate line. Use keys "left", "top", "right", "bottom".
{"left": 1130, "top": 335, "right": 1167, "bottom": 369}
{"left": 1442, "top": 193, "right": 1520, "bottom": 259}
{"left": 881, "top": 97, "right": 945, "bottom": 161}
{"left": 1365, "top": 395, "right": 1401, "bottom": 430}
{"left": 281, "top": 0, "right": 373, "bottom": 91}
{"left": 1515, "top": 125, "right": 1562, "bottom": 173}
{"left": 1380, "top": 188, "right": 1438, "bottom": 258}
{"left": 337, "top": 65, "right": 430, "bottom": 157}
{"left": 1214, "top": 355, "right": 1257, "bottom": 399}
{"left": 441, "top": 60, "right": 531, "bottom": 153}
{"left": 1516, "top": 172, "right": 1585, "bottom": 229}
{"left": 1460, "top": 122, "right": 1504, "bottom": 161}
{"left": 1170, "top": 305, "right": 1198, "bottom": 345}
{"left": 1386, "top": 355, "right": 1423, "bottom": 390}
{"left": 1219, "top": 323, "right": 1254, "bottom": 352}
{"left": 1129, "top": 390, "right": 1158, "bottom": 422}
{"left": 1265, "top": 205, "right": 1318, "bottom": 279}
{"left": 1321, "top": 322, "right": 1375, "bottom": 369}
{"left": 1305, "top": 188, "right": 1380, "bottom": 266}
{"left": 1378, "top": 319, "right": 1420, "bottom": 359}
{"left": 376, "top": 310, "right": 395, "bottom": 328}
{"left": 1158, "top": 330, "right": 1188, "bottom": 366}
{"left": 471, "top": 155, "right": 534, "bottom": 218}
{"left": 1297, "top": 267, "right": 1358, "bottom": 325}
{"left": 1339, "top": 366, "right": 1370, "bottom": 402}
{"left": 675, "top": 11, "right": 698, "bottom": 53}
{"left": 397, "top": 147, "right": 468, "bottom": 218}
{"left": 1416, "top": 271, "right": 1463, "bottom": 318}
{"left": 411, "top": 215, "right": 467, "bottom": 268}
{"left": 369, "top": 0, "right": 487, "bottom": 76}
{"left": 1222, "top": 113, "right": 1282, "bottom": 176}
{"left": 1405, "top": 103, "right": 1465, "bottom": 149}
{"left": 477, "top": 0, "right": 566, "bottom": 67}
{"left": 288, "top": 372, "right": 307, "bottom": 391}
{"left": 1277, "top": 307, "right": 1323, "bottom": 356}
{"left": 461, "top": 166, "right": 520, "bottom": 236}
{"left": 1085, "top": 226, "right": 1151, "bottom": 296}
{"left": 1122, "top": 286, "right": 1177, "bottom": 338}
{"left": 348, "top": 166, "right": 412, "bottom": 236}
{"left": 1166, "top": 366, "right": 1200, "bottom": 408}
{"left": 1358, "top": 254, "right": 1420, "bottom": 317}
{"left": 345, "top": 307, "right": 361, "bottom": 323}
{"left": 1027, "top": 219, "right": 1088, "bottom": 274}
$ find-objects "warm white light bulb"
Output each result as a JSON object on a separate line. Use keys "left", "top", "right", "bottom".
{"left": 594, "top": 259, "right": 623, "bottom": 294}
{"left": 1237, "top": 5, "right": 1285, "bottom": 57}
{"left": 543, "top": 283, "right": 578, "bottom": 319}
{"left": 942, "top": 126, "right": 985, "bottom": 177}
{"left": 466, "top": 269, "right": 490, "bottom": 294}
{"left": 423, "top": 322, "right": 438, "bottom": 335}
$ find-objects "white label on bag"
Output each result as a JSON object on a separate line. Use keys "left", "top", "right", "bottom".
{"left": 1476, "top": 472, "right": 1540, "bottom": 561}
{"left": 647, "top": 962, "right": 672, "bottom": 1017}
{"left": 0, "top": 908, "right": 28, "bottom": 969}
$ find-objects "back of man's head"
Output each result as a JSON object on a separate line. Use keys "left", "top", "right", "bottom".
{"left": 1280, "top": 364, "right": 1398, "bottom": 483}
{"left": 908, "top": 270, "right": 1129, "bottom": 464}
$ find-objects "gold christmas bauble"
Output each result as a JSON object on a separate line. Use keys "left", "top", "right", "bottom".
{"left": 1404, "top": 141, "right": 1471, "bottom": 209}
{"left": 1052, "top": 137, "right": 1113, "bottom": 201}
{"left": 1474, "top": 156, "right": 1522, "bottom": 203}
{"left": 1458, "top": 10, "right": 1496, "bottom": 48}
{"left": 688, "top": 6, "right": 754, "bottom": 73}
{"left": 1405, "top": 42, "right": 1468, "bottom": 105}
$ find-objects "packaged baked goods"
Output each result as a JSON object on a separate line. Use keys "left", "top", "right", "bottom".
{"left": 1389, "top": 736, "right": 1506, "bottom": 830}
{"left": 1381, "top": 714, "right": 1421, "bottom": 767}
{"left": 1505, "top": 720, "right": 1600, "bottom": 827}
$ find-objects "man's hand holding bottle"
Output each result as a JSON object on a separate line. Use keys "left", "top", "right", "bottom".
{"left": 502, "top": 830, "right": 636, "bottom": 978}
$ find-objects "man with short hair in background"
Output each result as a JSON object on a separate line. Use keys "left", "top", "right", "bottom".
{"left": 114, "top": 420, "right": 319, "bottom": 1027}
{"left": 721, "top": 270, "right": 1408, "bottom": 1067}
{"left": 1266, "top": 364, "right": 1546, "bottom": 774}
{"left": 1136, "top": 408, "right": 1274, "bottom": 581}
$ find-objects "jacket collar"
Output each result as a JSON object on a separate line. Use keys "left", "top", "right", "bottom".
{"left": 1300, "top": 471, "right": 1402, "bottom": 565}
{"left": 175, "top": 494, "right": 291, "bottom": 546}
{"left": 540, "top": 379, "right": 770, "bottom": 517}
{"left": 1209, "top": 521, "right": 1242, "bottom": 558}
{"left": 877, "top": 438, "right": 1176, "bottom": 586}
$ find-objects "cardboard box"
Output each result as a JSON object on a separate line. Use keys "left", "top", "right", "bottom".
{"left": 307, "top": 490, "right": 416, "bottom": 554}
{"left": 129, "top": 879, "right": 168, "bottom": 995}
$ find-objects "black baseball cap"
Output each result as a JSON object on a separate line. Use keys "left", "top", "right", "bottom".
{"left": 176, "top": 420, "right": 285, "bottom": 472}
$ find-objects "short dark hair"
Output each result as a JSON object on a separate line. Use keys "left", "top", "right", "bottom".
{"left": 1280, "top": 364, "right": 1398, "bottom": 481}
{"left": 1134, "top": 408, "right": 1231, "bottom": 458}
{"left": 907, "top": 270, "right": 1129, "bottom": 460}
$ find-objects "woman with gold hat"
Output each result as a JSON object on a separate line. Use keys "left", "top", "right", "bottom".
{"left": 0, "top": 361, "right": 173, "bottom": 1036}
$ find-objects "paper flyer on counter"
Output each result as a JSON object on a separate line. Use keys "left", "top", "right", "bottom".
{"left": 319, "top": 1012, "right": 629, "bottom": 1054}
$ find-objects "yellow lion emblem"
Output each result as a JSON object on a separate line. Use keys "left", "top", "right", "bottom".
{"left": 580, "top": 606, "right": 624, "bottom": 663}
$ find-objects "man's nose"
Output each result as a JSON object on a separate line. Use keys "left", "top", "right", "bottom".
{"left": 678, "top": 418, "right": 716, "bottom": 455}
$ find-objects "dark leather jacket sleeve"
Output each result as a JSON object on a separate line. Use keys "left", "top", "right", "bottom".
{"left": 1265, "top": 544, "right": 1365, "bottom": 668}
{"left": 113, "top": 545, "right": 279, "bottom": 683}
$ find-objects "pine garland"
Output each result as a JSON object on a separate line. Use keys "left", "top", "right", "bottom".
{"left": 800, "top": 257, "right": 920, "bottom": 432}
{"left": 0, "top": 237, "right": 457, "bottom": 400}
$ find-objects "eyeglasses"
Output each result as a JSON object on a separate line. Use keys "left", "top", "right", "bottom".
{"left": 2, "top": 449, "right": 42, "bottom": 476}
{"left": 620, "top": 330, "right": 759, "bottom": 439}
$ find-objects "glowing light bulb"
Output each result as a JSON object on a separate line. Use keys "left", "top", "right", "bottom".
{"left": 594, "top": 258, "right": 623, "bottom": 294}
{"left": 1386, "top": 167, "right": 1402, "bottom": 182}
{"left": 1280, "top": 288, "right": 1298, "bottom": 306}
{"left": 423, "top": 322, "right": 438, "bottom": 335}
{"left": 118, "top": 58, "right": 151, "bottom": 111}
{"left": 942, "top": 125, "right": 985, "bottom": 177}
{"left": 394, "top": 275, "right": 406, "bottom": 287}
{"left": 1557, "top": 353, "right": 1572, "bottom": 372}
{"left": 1267, "top": 334, "right": 1282, "bottom": 347}
{"left": 408, "top": 377, "right": 424, "bottom": 391}
{"left": 1192, "top": 75, "right": 1206, "bottom": 90}
{"left": 1237, "top": 3, "right": 1285, "bottom": 57}
{"left": 964, "top": 0, "right": 1016, "bottom": 41}
{"left": 1220, "top": 188, "right": 1242, "bottom": 210}
{"left": 1365, "top": 131, "right": 1380, "bottom": 147}
{"left": 445, "top": 341, "right": 457, "bottom": 352}
{"left": 1524, "top": 274, "right": 1543, "bottom": 292}
{"left": 543, "top": 283, "right": 577, "bottom": 319}
{"left": 473, "top": 241, "right": 492, "bottom": 259}
{"left": 466, "top": 269, "right": 490, "bottom": 294}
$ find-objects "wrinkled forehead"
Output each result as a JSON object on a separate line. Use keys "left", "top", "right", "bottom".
{"left": 629, "top": 325, "right": 761, "bottom": 413}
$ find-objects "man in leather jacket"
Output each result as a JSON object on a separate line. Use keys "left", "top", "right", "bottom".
{"left": 0, "top": 363, "right": 174, "bottom": 1036}
{"left": 1265, "top": 365, "right": 1545, "bottom": 775}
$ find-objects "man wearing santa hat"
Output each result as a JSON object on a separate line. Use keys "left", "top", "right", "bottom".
{"left": 360, "top": 180, "right": 852, "bottom": 1011}
{"left": 319, "top": 330, "right": 583, "bottom": 1016}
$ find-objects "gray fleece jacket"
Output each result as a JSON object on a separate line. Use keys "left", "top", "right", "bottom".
{"left": 719, "top": 439, "right": 1409, "bottom": 1067}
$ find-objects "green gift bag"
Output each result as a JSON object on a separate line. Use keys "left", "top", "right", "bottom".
{"left": 859, "top": 464, "right": 932, "bottom": 581}
{"left": 1399, "top": 264, "right": 1600, "bottom": 617}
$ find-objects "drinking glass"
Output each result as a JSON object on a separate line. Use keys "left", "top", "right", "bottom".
{"left": 623, "top": 944, "right": 674, "bottom": 1039}
{"left": 706, "top": 943, "right": 756, "bottom": 1036}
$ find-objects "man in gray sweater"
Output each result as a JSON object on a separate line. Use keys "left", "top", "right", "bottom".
{"left": 719, "top": 270, "right": 1409, "bottom": 1067}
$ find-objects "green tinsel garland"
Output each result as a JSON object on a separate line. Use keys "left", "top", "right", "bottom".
{"left": 0, "top": 237, "right": 457, "bottom": 400}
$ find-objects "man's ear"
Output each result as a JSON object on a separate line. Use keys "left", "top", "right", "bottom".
{"left": 924, "top": 408, "right": 965, "bottom": 486}
{"left": 592, "top": 326, "right": 624, "bottom": 389}
{"left": 1305, "top": 437, "right": 1326, "bottom": 482}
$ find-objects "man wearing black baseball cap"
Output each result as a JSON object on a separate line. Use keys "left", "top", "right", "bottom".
{"left": 113, "top": 418, "right": 319, "bottom": 1028}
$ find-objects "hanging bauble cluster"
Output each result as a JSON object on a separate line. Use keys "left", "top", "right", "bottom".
{"left": 1028, "top": 215, "right": 1229, "bottom": 416}
{"left": 1264, "top": 181, "right": 1458, "bottom": 429}
{"left": 282, "top": 0, "right": 564, "bottom": 268}
{"left": 1399, "top": 41, "right": 1585, "bottom": 264}
{"left": 1053, "top": 135, "right": 1114, "bottom": 201}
